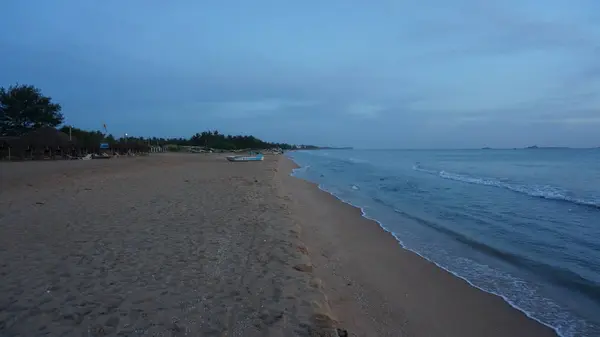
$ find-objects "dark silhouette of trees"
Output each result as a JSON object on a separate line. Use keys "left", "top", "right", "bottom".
{"left": 188, "top": 130, "right": 293, "bottom": 150}
{"left": 1, "top": 84, "right": 317, "bottom": 154}
{"left": 105, "top": 134, "right": 116, "bottom": 144}
{"left": 58, "top": 126, "right": 105, "bottom": 149}
{"left": 0, "top": 84, "right": 63, "bottom": 136}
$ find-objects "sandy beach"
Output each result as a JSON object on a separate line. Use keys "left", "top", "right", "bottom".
{"left": 0, "top": 153, "right": 557, "bottom": 336}
{"left": 279, "top": 157, "right": 559, "bottom": 337}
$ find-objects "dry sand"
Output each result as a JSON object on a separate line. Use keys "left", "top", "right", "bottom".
{"left": 0, "top": 153, "right": 558, "bottom": 336}
{"left": 0, "top": 153, "right": 338, "bottom": 336}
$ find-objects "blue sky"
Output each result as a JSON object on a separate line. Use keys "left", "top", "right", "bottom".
{"left": 1, "top": 0, "right": 599, "bottom": 148}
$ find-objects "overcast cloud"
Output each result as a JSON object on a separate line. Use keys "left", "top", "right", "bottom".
{"left": 1, "top": 0, "right": 599, "bottom": 148}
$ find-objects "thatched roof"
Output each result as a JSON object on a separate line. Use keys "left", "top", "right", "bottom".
{"left": 112, "top": 142, "right": 150, "bottom": 151}
{"left": 0, "top": 136, "right": 23, "bottom": 149}
{"left": 21, "top": 127, "right": 76, "bottom": 148}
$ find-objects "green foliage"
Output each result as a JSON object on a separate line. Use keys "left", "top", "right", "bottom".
{"left": 58, "top": 126, "right": 105, "bottom": 149}
{"left": 164, "top": 144, "right": 183, "bottom": 152}
{"left": 121, "top": 131, "right": 302, "bottom": 150}
{"left": 0, "top": 84, "right": 63, "bottom": 136}
{"left": 114, "top": 131, "right": 301, "bottom": 150}
{"left": 189, "top": 130, "right": 295, "bottom": 150}
{"left": 1, "top": 83, "right": 317, "bottom": 150}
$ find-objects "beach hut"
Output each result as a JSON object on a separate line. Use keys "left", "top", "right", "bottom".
{"left": 111, "top": 142, "right": 151, "bottom": 155}
{"left": 0, "top": 136, "right": 24, "bottom": 160}
{"left": 20, "top": 127, "right": 76, "bottom": 159}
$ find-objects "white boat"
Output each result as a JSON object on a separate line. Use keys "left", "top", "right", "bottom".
{"left": 226, "top": 153, "right": 264, "bottom": 162}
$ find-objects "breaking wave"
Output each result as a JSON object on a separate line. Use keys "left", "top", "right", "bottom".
{"left": 413, "top": 164, "right": 599, "bottom": 209}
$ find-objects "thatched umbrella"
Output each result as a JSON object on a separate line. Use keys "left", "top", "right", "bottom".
{"left": 111, "top": 142, "right": 149, "bottom": 154}
{"left": 0, "top": 136, "right": 24, "bottom": 160}
{"left": 21, "top": 127, "right": 68, "bottom": 148}
{"left": 21, "top": 127, "right": 76, "bottom": 158}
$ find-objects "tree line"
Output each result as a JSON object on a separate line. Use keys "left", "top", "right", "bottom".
{"left": 1, "top": 84, "right": 315, "bottom": 150}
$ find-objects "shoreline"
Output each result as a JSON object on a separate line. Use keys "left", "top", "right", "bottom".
{"left": 279, "top": 155, "right": 558, "bottom": 337}
{"left": 0, "top": 153, "right": 561, "bottom": 336}
{"left": 291, "top": 160, "right": 561, "bottom": 334}
{"left": 312, "top": 180, "right": 562, "bottom": 334}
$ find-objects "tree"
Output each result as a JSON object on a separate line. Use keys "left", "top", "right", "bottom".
{"left": 105, "top": 134, "right": 116, "bottom": 144}
{"left": 0, "top": 84, "right": 64, "bottom": 136}
{"left": 51, "top": 125, "right": 308, "bottom": 151}
{"left": 58, "top": 126, "right": 105, "bottom": 149}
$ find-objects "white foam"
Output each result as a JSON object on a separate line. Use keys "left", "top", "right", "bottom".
{"left": 348, "top": 157, "right": 367, "bottom": 164}
{"left": 287, "top": 156, "right": 577, "bottom": 336}
{"left": 291, "top": 165, "right": 310, "bottom": 175}
{"left": 415, "top": 165, "right": 599, "bottom": 208}
{"left": 318, "top": 183, "right": 575, "bottom": 336}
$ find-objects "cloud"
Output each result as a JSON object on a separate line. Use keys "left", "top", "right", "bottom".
{"left": 561, "top": 117, "right": 600, "bottom": 125}
{"left": 398, "top": 0, "right": 600, "bottom": 55}
{"left": 346, "top": 104, "right": 385, "bottom": 119}
{"left": 189, "top": 99, "right": 318, "bottom": 119}
{"left": 1, "top": 0, "right": 600, "bottom": 147}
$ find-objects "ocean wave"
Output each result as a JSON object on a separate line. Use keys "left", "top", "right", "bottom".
{"left": 393, "top": 209, "right": 600, "bottom": 307}
{"left": 287, "top": 154, "right": 598, "bottom": 336}
{"left": 291, "top": 165, "right": 310, "bottom": 176}
{"left": 348, "top": 157, "right": 367, "bottom": 164}
{"left": 309, "top": 178, "right": 586, "bottom": 336}
{"left": 413, "top": 164, "right": 599, "bottom": 209}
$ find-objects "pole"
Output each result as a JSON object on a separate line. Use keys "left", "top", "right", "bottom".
{"left": 8, "top": 147, "right": 10, "bottom": 161}
{"left": 69, "top": 126, "right": 72, "bottom": 141}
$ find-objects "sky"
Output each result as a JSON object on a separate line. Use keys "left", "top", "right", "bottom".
{"left": 1, "top": 0, "right": 600, "bottom": 148}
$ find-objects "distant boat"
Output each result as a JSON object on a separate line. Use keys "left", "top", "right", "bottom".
{"left": 226, "top": 153, "right": 264, "bottom": 162}
{"left": 92, "top": 153, "right": 111, "bottom": 159}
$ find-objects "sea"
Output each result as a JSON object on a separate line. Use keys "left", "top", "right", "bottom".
{"left": 287, "top": 149, "right": 600, "bottom": 337}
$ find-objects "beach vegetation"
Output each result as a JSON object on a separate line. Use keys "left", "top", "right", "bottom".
{"left": 1, "top": 83, "right": 318, "bottom": 152}
{"left": 0, "top": 84, "right": 64, "bottom": 136}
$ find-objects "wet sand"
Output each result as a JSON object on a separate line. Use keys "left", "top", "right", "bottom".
{"left": 0, "top": 153, "right": 558, "bottom": 336}
{"left": 278, "top": 156, "right": 558, "bottom": 337}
